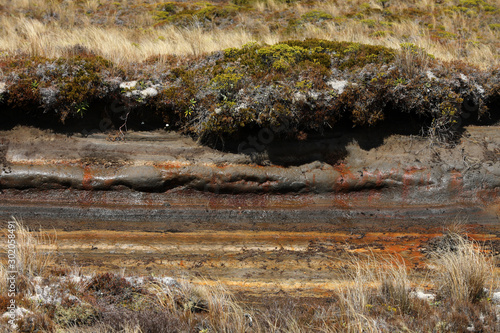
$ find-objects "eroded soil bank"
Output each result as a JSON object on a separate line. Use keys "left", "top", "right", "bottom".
{"left": 0, "top": 125, "right": 499, "bottom": 297}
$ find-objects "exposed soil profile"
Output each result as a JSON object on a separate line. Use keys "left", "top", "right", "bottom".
{"left": 1, "top": 0, "right": 500, "bottom": 330}
{"left": 1, "top": 125, "right": 499, "bottom": 196}
{"left": 0, "top": 120, "right": 499, "bottom": 333}
{"left": 0, "top": 125, "right": 499, "bottom": 299}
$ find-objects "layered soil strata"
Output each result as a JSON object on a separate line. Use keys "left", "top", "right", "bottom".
{"left": 0, "top": 125, "right": 499, "bottom": 297}
{"left": 0, "top": 126, "right": 499, "bottom": 200}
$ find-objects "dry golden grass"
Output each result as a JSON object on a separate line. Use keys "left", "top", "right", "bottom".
{"left": 0, "top": 17, "right": 257, "bottom": 64}
{"left": 378, "top": 257, "right": 411, "bottom": 313}
{"left": 335, "top": 254, "right": 411, "bottom": 332}
{"left": 150, "top": 278, "right": 252, "bottom": 332}
{"left": 0, "top": 261, "right": 6, "bottom": 295}
{"left": 0, "top": 217, "right": 57, "bottom": 294}
{"left": 11, "top": 217, "right": 57, "bottom": 278}
{"left": 430, "top": 233, "right": 495, "bottom": 303}
{"left": 0, "top": 0, "right": 498, "bottom": 67}
{"left": 1, "top": 217, "right": 57, "bottom": 294}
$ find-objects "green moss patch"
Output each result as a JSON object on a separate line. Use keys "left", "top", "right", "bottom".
{"left": 1, "top": 39, "right": 498, "bottom": 148}
{"left": 55, "top": 302, "right": 100, "bottom": 327}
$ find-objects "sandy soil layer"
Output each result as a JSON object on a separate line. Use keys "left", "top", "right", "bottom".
{"left": 1, "top": 204, "right": 498, "bottom": 297}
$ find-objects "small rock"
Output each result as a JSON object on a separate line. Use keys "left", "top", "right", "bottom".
{"left": 426, "top": 71, "right": 437, "bottom": 80}
{"left": 307, "top": 91, "right": 320, "bottom": 100}
{"left": 293, "top": 92, "right": 306, "bottom": 103}
{"left": 409, "top": 290, "right": 436, "bottom": 301}
{"left": 491, "top": 291, "right": 500, "bottom": 303}
{"left": 120, "top": 81, "right": 137, "bottom": 90}
{"left": 326, "top": 79, "right": 348, "bottom": 94}
{"left": 140, "top": 87, "right": 158, "bottom": 98}
{"left": 475, "top": 83, "right": 485, "bottom": 95}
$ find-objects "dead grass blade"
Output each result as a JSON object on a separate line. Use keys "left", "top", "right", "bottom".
{"left": 10, "top": 217, "right": 57, "bottom": 278}
{"left": 429, "top": 233, "right": 495, "bottom": 303}
{"left": 148, "top": 277, "right": 253, "bottom": 332}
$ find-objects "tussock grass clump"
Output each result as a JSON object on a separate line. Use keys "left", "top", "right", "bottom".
{"left": 336, "top": 254, "right": 410, "bottom": 332}
{"left": 395, "top": 42, "right": 435, "bottom": 78}
{"left": 150, "top": 278, "right": 252, "bottom": 332}
{"left": 10, "top": 217, "right": 57, "bottom": 278}
{"left": 378, "top": 257, "right": 412, "bottom": 313}
{"left": 337, "top": 267, "right": 380, "bottom": 332}
{"left": 0, "top": 217, "right": 56, "bottom": 290}
{"left": 430, "top": 233, "right": 495, "bottom": 303}
{"left": 338, "top": 261, "right": 375, "bottom": 314}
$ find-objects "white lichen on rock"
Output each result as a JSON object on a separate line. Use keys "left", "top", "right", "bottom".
{"left": 326, "top": 79, "right": 348, "bottom": 94}
{"left": 426, "top": 71, "right": 437, "bottom": 80}
{"left": 409, "top": 289, "right": 436, "bottom": 301}
{"left": 140, "top": 87, "right": 158, "bottom": 98}
{"left": 475, "top": 83, "right": 485, "bottom": 96}
{"left": 293, "top": 92, "right": 306, "bottom": 103}
{"left": 120, "top": 81, "right": 138, "bottom": 90}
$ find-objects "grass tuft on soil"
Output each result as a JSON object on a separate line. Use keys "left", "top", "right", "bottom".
{"left": 1, "top": 219, "right": 499, "bottom": 332}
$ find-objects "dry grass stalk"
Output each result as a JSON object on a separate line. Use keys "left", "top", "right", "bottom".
{"left": 378, "top": 256, "right": 411, "bottom": 313}
{"left": 0, "top": 0, "right": 498, "bottom": 67}
{"left": 150, "top": 278, "right": 251, "bottom": 332}
{"left": 430, "top": 233, "right": 495, "bottom": 303}
{"left": 11, "top": 217, "right": 57, "bottom": 278}
{"left": 0, "top": 262, "right": 6, "bottom": 295}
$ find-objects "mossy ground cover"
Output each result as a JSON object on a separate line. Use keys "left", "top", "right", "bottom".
{"left": 0, "top": 38, "right": 498, "bottom": 148}
{"left": 1, "top": 0, "right": 499, "bottom": 132}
